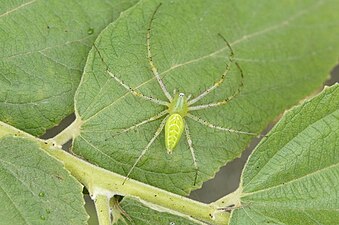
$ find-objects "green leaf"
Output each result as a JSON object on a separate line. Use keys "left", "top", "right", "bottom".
{"left": 115, "top": 197, "right": 202, "bottom": 225}
{"left": 0, "top": 136, "right": 87, "bottom": 225}
{"left": 233, "top": 84, "right": 339, "bottom": 224}
{"left": 0, "top": 0, "right": 137, "bottom": 136}
{"left": 74, "top": 0, "right": 339, "bottom": 194}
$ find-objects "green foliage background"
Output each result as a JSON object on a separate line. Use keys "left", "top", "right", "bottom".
{"left": 0, "top": 0, "right": 338, "bottom": 224}
{"left": 0, "top": 0, "right": 137, "bottom": 135}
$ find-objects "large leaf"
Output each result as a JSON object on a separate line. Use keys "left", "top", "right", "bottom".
{"left": 73, "top": 0, "right": 339, "bottom": 195}
{"left": 0, "top": 136, "right": 87, "bottom": 225}
{"left": 0, "top": 0, "right": 137, "bottom": 136}
{"left": 232, "top": 84, "right": 339, "bottom": 224}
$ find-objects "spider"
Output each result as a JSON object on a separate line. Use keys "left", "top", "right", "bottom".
{"left": 93, "top": 3, "right": 258, "bottom": 185}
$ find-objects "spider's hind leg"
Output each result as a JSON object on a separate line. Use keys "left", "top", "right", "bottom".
{"left": 123, "top": 115, "right": 169, "bottom": 184}
{"left": 184, "top": 121, "right": 199, "bottom": 185}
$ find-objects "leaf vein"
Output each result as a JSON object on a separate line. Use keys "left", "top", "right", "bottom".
{"left": 0, "top": 0, "right": 37, "bottom": 19}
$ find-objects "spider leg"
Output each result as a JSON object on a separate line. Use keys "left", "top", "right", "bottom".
{"left": 188, "top": 62, "right": 243, "bottom": 111}
{"left": 187, "top": 113, "right": 257, "bottom": 136}
{"left": 93, "top": 44, "right": 168, "bottom": 106}
{"left": 188, "top": 34, "right": 235, "bottom": 106}
{"left": 123, "top": 115, "right": 169, "bottom": 184}
{"left": 187, "top": 94, "right": 192, "bottom": 101}
{"left": 112, "top": 110, "right": 168, "bottom": 137}
{"left": 147, "top": 3, "right": 173, "bottom": 101}
{"left": 184, "top": 121, "right": 199, "bottom": 185}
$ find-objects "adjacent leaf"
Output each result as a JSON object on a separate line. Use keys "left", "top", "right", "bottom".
{"left": 232, "top": 84, "right": 339, "bottom": 224}
{"left": 73, "top": 0, "right": 339, "bottom": 194}
{"left": 0, "top": 136, "right": 87, "bottom": 225}
{"left": 115, "top": 197, "right": 202, "bottom": 225}
{"left": 0, "top": 0, "right": 137, "bottom": 136}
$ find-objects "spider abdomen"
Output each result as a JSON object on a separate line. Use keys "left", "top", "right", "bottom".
{"left": 165, "top": 113, "right": 184, "bottom": 153}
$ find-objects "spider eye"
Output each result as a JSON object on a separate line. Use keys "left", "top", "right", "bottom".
{"left": 179, "top": 93, "right": 185, "bottom": 97}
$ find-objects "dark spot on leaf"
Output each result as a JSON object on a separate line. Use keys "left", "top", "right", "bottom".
{"left": 88, "top": 28, "right": 94, "bottom": 35}
{"left": 55, "top": 175, "right": 64, "bottom": 180}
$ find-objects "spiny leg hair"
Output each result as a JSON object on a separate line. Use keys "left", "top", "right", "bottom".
{"left": 188, "top": 33, "right": 235, "bottom": 106}
{"left": 189, "top": 61, "right": 244, "bottom": 111}
{"left": 147, "top": 3, "right": 173, "bottom": 101}
{"left": 123, "top": 115, "right": 169, "bottom": 184}
{"left": 112, "top": 110, "right": 168, "bottom": 137}
{"left": 187, "top": 113, "right": 257, "bottom": 136}
{"left": 184, "top": 121, "right": 199, "bottom": 185}
{"left": 93, "top": 44, "right": 168, "bottom": 106}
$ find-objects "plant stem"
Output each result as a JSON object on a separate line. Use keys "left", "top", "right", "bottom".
{"left": 210, "top": 188, "right": 242, "bottom": 212}
{"left": 0, "top": 121, "right": 229, "bottom": 224}
{"left": 48, "top": 149, "right": 229, "bottom": 224}
{"left": 94, "top": 195, "right": 111, "bottom": 225}
{"left": 52, "top": 117, "right": 83, "bottom": 145}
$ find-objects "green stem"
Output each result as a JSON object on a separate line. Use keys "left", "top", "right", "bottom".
{"left": 210, "top": 188, "right": 242, "bottom": 211}
{"left": 49, "top": 149, "right": 229, "bottom": 224}
{"left": 0, "top": 121, "right": 229, "bottom": 224}
{"left": 94, "top": 195, "right": 111, "bottom": 225}
{"left": 52, "top": 117, "right": 83, "bottom": 145}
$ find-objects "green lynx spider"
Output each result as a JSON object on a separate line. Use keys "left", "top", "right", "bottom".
{"left": 94, "top": 3, "right": 257, "bottom": 185}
